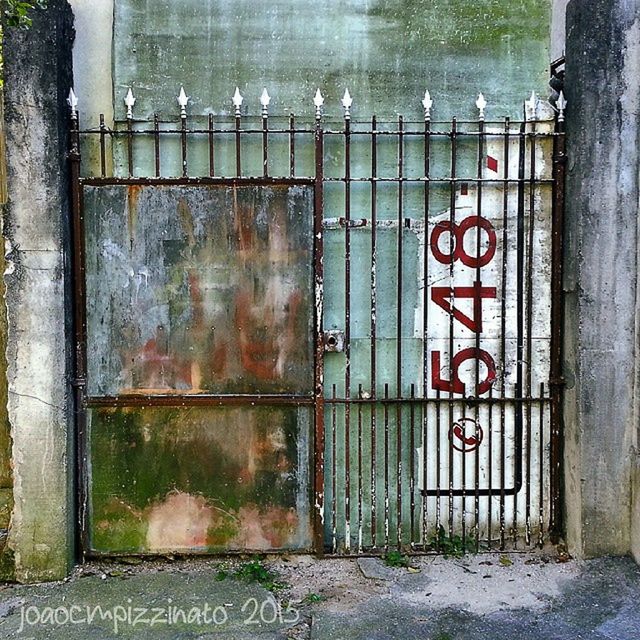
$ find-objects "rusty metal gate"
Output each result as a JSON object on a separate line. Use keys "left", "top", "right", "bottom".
{"left": 68, "top": 85, "right": 565, "bottom": 556}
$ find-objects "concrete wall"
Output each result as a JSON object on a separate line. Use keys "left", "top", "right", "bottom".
{"left": 72, "top": 0, "right": 554, "bottom": 122}
{"left": 563, "top": 0, "right": 640, "bottom": 558}
{"left": 2, "top": 1, "right": 76, "bottom": 581}
{"left": 0, "top": 99, "right": 14, "bottom": 580}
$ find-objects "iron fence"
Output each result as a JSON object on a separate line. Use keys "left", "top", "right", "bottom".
{"left": 68, "top": 86, "right": 566, "bottom": 556}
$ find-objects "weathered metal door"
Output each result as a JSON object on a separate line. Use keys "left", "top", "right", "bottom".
{"left": 74, "top": 178, "right": 317, "bottom": 554}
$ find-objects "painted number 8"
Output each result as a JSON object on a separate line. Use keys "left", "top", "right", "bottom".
{"left": 430, "top": 215, "right": 497, "bottom": 268}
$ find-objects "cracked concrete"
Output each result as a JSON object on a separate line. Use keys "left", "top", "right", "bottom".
{"left": 0, "top": 553, "right": 637, "bottom": 639}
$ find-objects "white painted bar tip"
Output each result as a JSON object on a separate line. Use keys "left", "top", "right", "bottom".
{"left": 556, "top": 91, "right": 567, "bottom": 122}
{"left": 422, "top": 90, "right": 433, "bottom": 120}
{"left": 476, "top": 92, "right": 487, "bottom": 121}
{"left": 313, "top": 88, "right": 324, "bottom": 120}
{"left": 67, "top": 88, "right": 78, "bottom": 119}
{"left": 232, "top": 86, "right": 244, "bottom": 117}
{"left": 177, "top": 86, "right": 189, "bottom": 119}
{"left": 341, "top": 88, "right": 353, "bottom": 120}
{"left": 124, "top": 87, "right": 136, "bottom": 120}
{"left": 260, "top": 88, "right": 271, "bottom": 118}
{"left": 525, "top": 91, "right": 537, "bottom": 121}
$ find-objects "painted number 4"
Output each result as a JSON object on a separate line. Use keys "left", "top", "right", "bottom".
{"left": 430, "top": 281, "right": 496, "bottom": 333}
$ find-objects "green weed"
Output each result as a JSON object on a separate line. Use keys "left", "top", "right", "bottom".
{"left": 303, "top": 592, "right": 324, "bottom": 604}
{"left": 232, "top": 557, "right": 286, "bottom": 592}
{"left": 429, "top": 525, "right": 469, "bottom": 558}
{"left": 383, "top": 550, "right": 410, "bottom": 568}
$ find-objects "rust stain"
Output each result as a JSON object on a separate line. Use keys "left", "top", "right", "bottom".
{"left": 126, "top": 184, "right": 141, "bottom": 248}
{"left": 110, "top": 185, "right": 313, "bottom": 395}
{"left": 232, "top": 505, "right": 298, "bottom": 549}
{"left": 146, "top": 491, "right": 215, "bottom": 551}
{"left": 177, "top": 197, "right": 195, "bottom": 248}
{"left": 233, "top": 186, "right": 256, "bottom": 255}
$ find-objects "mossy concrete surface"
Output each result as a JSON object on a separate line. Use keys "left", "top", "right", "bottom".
{"left": 0, "top": 554, "right": 638, "bottom": 639}
{"left": 563, "top": 0, "right": 640, "bottom": 558}
{"left": 2, "top": 0, "right": 76, "bottom": 582}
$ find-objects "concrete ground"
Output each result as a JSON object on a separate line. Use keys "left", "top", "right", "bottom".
{"left": 0, "top": 551, "right": 638, "bottom": 639}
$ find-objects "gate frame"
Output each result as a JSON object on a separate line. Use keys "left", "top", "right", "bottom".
{"left": 68, "top": 98, "right": 565, "bottom": 558}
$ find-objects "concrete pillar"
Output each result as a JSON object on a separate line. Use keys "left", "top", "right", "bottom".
{"left": 563, "top": 0, "right": 640, "bottom": 558}
{"left": 2, "top": 1, "right": 76, "bottom": 581}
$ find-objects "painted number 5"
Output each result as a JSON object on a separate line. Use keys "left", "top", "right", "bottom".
{"left": 431, "top": 348, "right": 497, "bottom": 395}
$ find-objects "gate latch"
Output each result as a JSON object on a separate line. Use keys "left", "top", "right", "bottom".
{"left": 323, "top": 329, "right": 345, "bottom": 353}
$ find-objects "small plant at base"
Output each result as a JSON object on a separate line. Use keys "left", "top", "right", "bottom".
{"left": 303, "top": 592, "right": 324, "bottom": 604}
{"left": 215, "top": 568, "right": 228, "bottom": 581}
{"left": 429, "top": 525, "right": 469, "bottom": 558}
{"left": 383, "top": 550, "right": 410, "bottom": 568}
{"left": 234, "top": 557, "right": 286, "bottom": 592}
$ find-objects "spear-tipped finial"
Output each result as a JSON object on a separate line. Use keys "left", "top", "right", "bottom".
{"left": 476, "top": 92, "right": 487, "bottom": 121}
{"left": 67, "top": 88, "right": 78, "bottom": 119}
{"left": 422, "top": 90, "right": 433, "bottom": 120}
{"left": 177, "top": 86, "right": 189, "bottom": 119}
{"left": 341, "top": 88, "right": 353, "bottom": 120}
{"left": 556, "top": 91, "right": 567, "bottom": 122}
{"left": 260, "top": 88, "right": 271, "bottom": 118}
{"left": 232, "top": 86, "right": 244, "bottom": 117}
{"left": 124, "top": 87, "right": 136, "bottom": 120}
{"left": 313, "top": 88, "right": 324, "bottom": 120}
{"left": 525, "top": 90, "right": 537, "bottom": 121}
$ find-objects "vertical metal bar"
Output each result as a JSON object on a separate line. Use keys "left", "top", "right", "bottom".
{"left": 153, "top": 114, "right": 160, "bottom": 178}
{"left": 344, "top": 115, "right": 352, "bottom": 553}
{"left": 69, "top": 113, "right": 88, "bottom": 557}
{"left": 208, "top": 113, "right": 215, "bottom": 177}
{"left": 487, "top": 385, "right": 494, "bottom": 549}
{"left": 358, "top": 383, "right": 363, "bottom": 552}
{"left": 435, "top": 388, "right": 442, "bottom": 549}
{"left": 262, "top": 110, "right": 269, "bottom": 178}
{"left": 396, "top": 115, "right": 404, "bottom": 549}
{"left": 409, "top": 383, "right": 416, "bottom": 546}
{"left": 515, "top": 122, "right": 527, "bottom": 546}
{"left": 181, "top": 114, "right": 188, "bottom": 178}
{"left": 499, "top": 118, "right": 510, "bottom": 550}
{"left": 331, "top": 384, "right": 337, "bottom": 553}
{"left": 289, "top": 113, "right": 295, "bottom": 178}
{"left": 525, "top": 119, "right": 536, "bottom": 546}
{"left": 126, "top": 116, "right": 133, "bottom": 177}
{"left": 549, "top": 114, "right": 566, "bottom": 543}
{"left": 422, "top": 112, "right": 431, "bottom": 548}
{"left": 370, "top": 116, "right": 378, "bottom": 548}
{"left": 474, "top": 116, "right": 485, "bottom": 553}
{"left": 235, "top": 113, "right": 241, "bottom": 177}
{"left": 313, "top": 119, "right": 326, "bottom": 556}
{"left": 99, "top": 114, "right": 106, "bottom": 178}
{"left": 384, "top": 382, "right": 390, "bottom": 551}
{"left": 539, "top": 382, "right": 545, "bottom": 547}
{"left": 448, "top": 118, "right": 457, "bottom": 542}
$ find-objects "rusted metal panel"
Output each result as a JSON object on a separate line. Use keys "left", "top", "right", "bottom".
{"left": 83, "top": 184, "right": 314, "bottom": 397}
{"left": 88, "top": 405, "right": 312, "bottom": 553}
